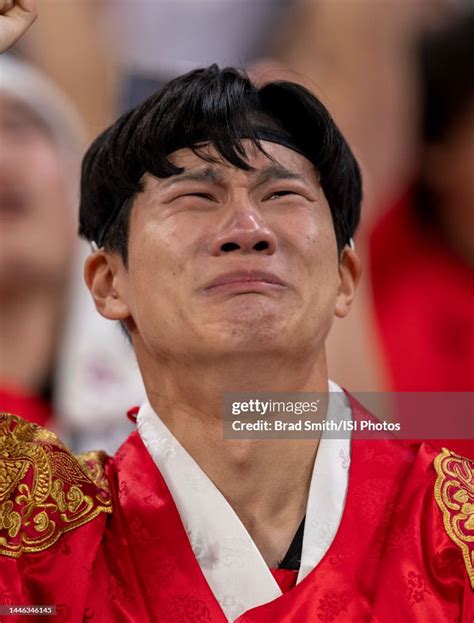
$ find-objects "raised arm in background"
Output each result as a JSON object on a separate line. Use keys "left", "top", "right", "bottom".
{"left": 0, "top": 0, "right": 36, "bottom": 52}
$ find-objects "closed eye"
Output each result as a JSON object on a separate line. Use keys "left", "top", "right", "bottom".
{"left": 265, "top": 190, "right": 299, "bottom": 200}
{"left": 178, "top": 193, "right": 216, "bottom": 201}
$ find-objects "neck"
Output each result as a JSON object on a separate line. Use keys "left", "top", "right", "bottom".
{"left": 138, "top": 346, "right": 330, "bottom": 566}
{"left": 0, "top": 286, "right": 65, "bottom": 395}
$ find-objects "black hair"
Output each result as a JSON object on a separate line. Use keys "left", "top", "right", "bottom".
{"left": 416, "top": 10, "right": 474, "bottom": 224}
{"left": 79, "top": 65, "right": 362, "bottom": 263}
{"left": 420, "top": 10, "right": 474, "bottom": 143}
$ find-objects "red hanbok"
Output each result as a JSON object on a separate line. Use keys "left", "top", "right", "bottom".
{"left": 0, "top": 393, "right": 472, "bottom": 622}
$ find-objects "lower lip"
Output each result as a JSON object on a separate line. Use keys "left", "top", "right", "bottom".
{"left": 204, "top": 280, "right": 286, "bottom": 295}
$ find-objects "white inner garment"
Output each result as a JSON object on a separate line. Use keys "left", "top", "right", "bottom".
{"left": 137, "top": 380, "right": 352, "bottom": 622}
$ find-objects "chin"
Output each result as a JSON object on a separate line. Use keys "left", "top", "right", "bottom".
{"left": 196, "top": 297, "right": 305, "bottom": 349}
{"left": 207, "top": 315, "right": 293, "bottom": 352}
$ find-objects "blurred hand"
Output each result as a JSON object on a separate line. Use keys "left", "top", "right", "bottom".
{"left": 0, "top": 0, "right": 37, "bottom": 53}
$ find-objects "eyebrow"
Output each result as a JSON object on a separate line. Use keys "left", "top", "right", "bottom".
{"left": 159, "top": 162, "right": 309, "bottom": 189}
{"left": 160, "top": 167, "right": 224, "bottom": 188}
{"left": 252, "top": 164, "right": 307, "bottom": 187}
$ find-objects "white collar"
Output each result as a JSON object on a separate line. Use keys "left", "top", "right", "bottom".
{"left": 137, "top": 380, "right": 352, "bottom": 622}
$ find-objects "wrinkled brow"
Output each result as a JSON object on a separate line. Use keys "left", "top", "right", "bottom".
{"left": 252, "top": 164, "right": 307, "bottom": 187}
{"left": 161, "top": 163, "right": 308, "bottom": 188}
{"left": 160, "top": 167, "right": 223, "bottom": 187}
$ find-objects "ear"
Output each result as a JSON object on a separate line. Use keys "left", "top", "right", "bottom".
{"left": 335, "top": 245, "right": 361, "bottom": 318}
{"left": 84, "top": 250, "right": 131, "bottom": 321}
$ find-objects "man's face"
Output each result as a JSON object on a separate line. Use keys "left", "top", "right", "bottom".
{"left": 91, "top": 141, "right": 357, "bottom": 364}
{"left": 0, "top": 94, "right": 75, "bottom": 293}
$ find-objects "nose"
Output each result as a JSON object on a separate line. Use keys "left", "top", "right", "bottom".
{"left": 210, "top": 210, "right": 277, "bottom": 256}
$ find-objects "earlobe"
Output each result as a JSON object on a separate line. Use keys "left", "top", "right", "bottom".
{"left": 335, "top": 246, "right": 361, "bottom": 318}
{"left": 84, "top": 251, "right": 130, "bottom": 321}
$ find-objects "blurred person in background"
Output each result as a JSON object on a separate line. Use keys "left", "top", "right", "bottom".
{"left": 0, "top": 1, "right": 48, "bottom": 422}
{"left": 0, "top": 54, "right": 79, "bottom": 427}
{"left": 370, "top": 10, "right": 474, "bottom": 392}
{"left": 0, "top": 52, "right": 144, "bottom": 450}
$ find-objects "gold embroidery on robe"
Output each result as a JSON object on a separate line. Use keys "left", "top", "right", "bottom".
{"left": 0, "top": 413, "right": 112, "bottom": 558}
{"left": 434, "top": 447, "right": 474, "bottom": 588}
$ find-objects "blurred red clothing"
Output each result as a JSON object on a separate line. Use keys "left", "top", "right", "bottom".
{"left": 0, "top": 385, "right": 52, "bottom": 428}
{"left": 370, "top": 191, "right": 474, "bottom": 392}
{"left": 370, "top": 192, "right": 474, "bottom": 458}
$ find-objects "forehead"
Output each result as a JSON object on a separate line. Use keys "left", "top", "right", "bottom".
{"left": 161, "top": 140, "right": 319, "bottom": 185}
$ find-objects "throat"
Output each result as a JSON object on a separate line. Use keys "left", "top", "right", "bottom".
{"left": 198, "top": 439, "right": 319, "bottom": 568}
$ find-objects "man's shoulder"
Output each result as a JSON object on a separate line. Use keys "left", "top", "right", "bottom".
{"left": 388, "top": 440, "right": 474, "bottom": 589}
{"left": 0, "top": 413, "right": 113, "bottom": 558}
{"left": 430, "top": 444, "right": 474, "bottom": 589}
{"left": 347, "top": 392, "right": 474, "bottom": 587}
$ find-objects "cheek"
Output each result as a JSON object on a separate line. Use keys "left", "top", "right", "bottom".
{"left": 126, "top": 218, "right": 196, "bottom": 324}
{"left": 282, "top": 207, "right": 338, "bottom": 274}
{"left": 135, "top": 217, "right": 193, "bottom": 274}
{"left": 289, "top": 212, "right": 340, "bottom": 320}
